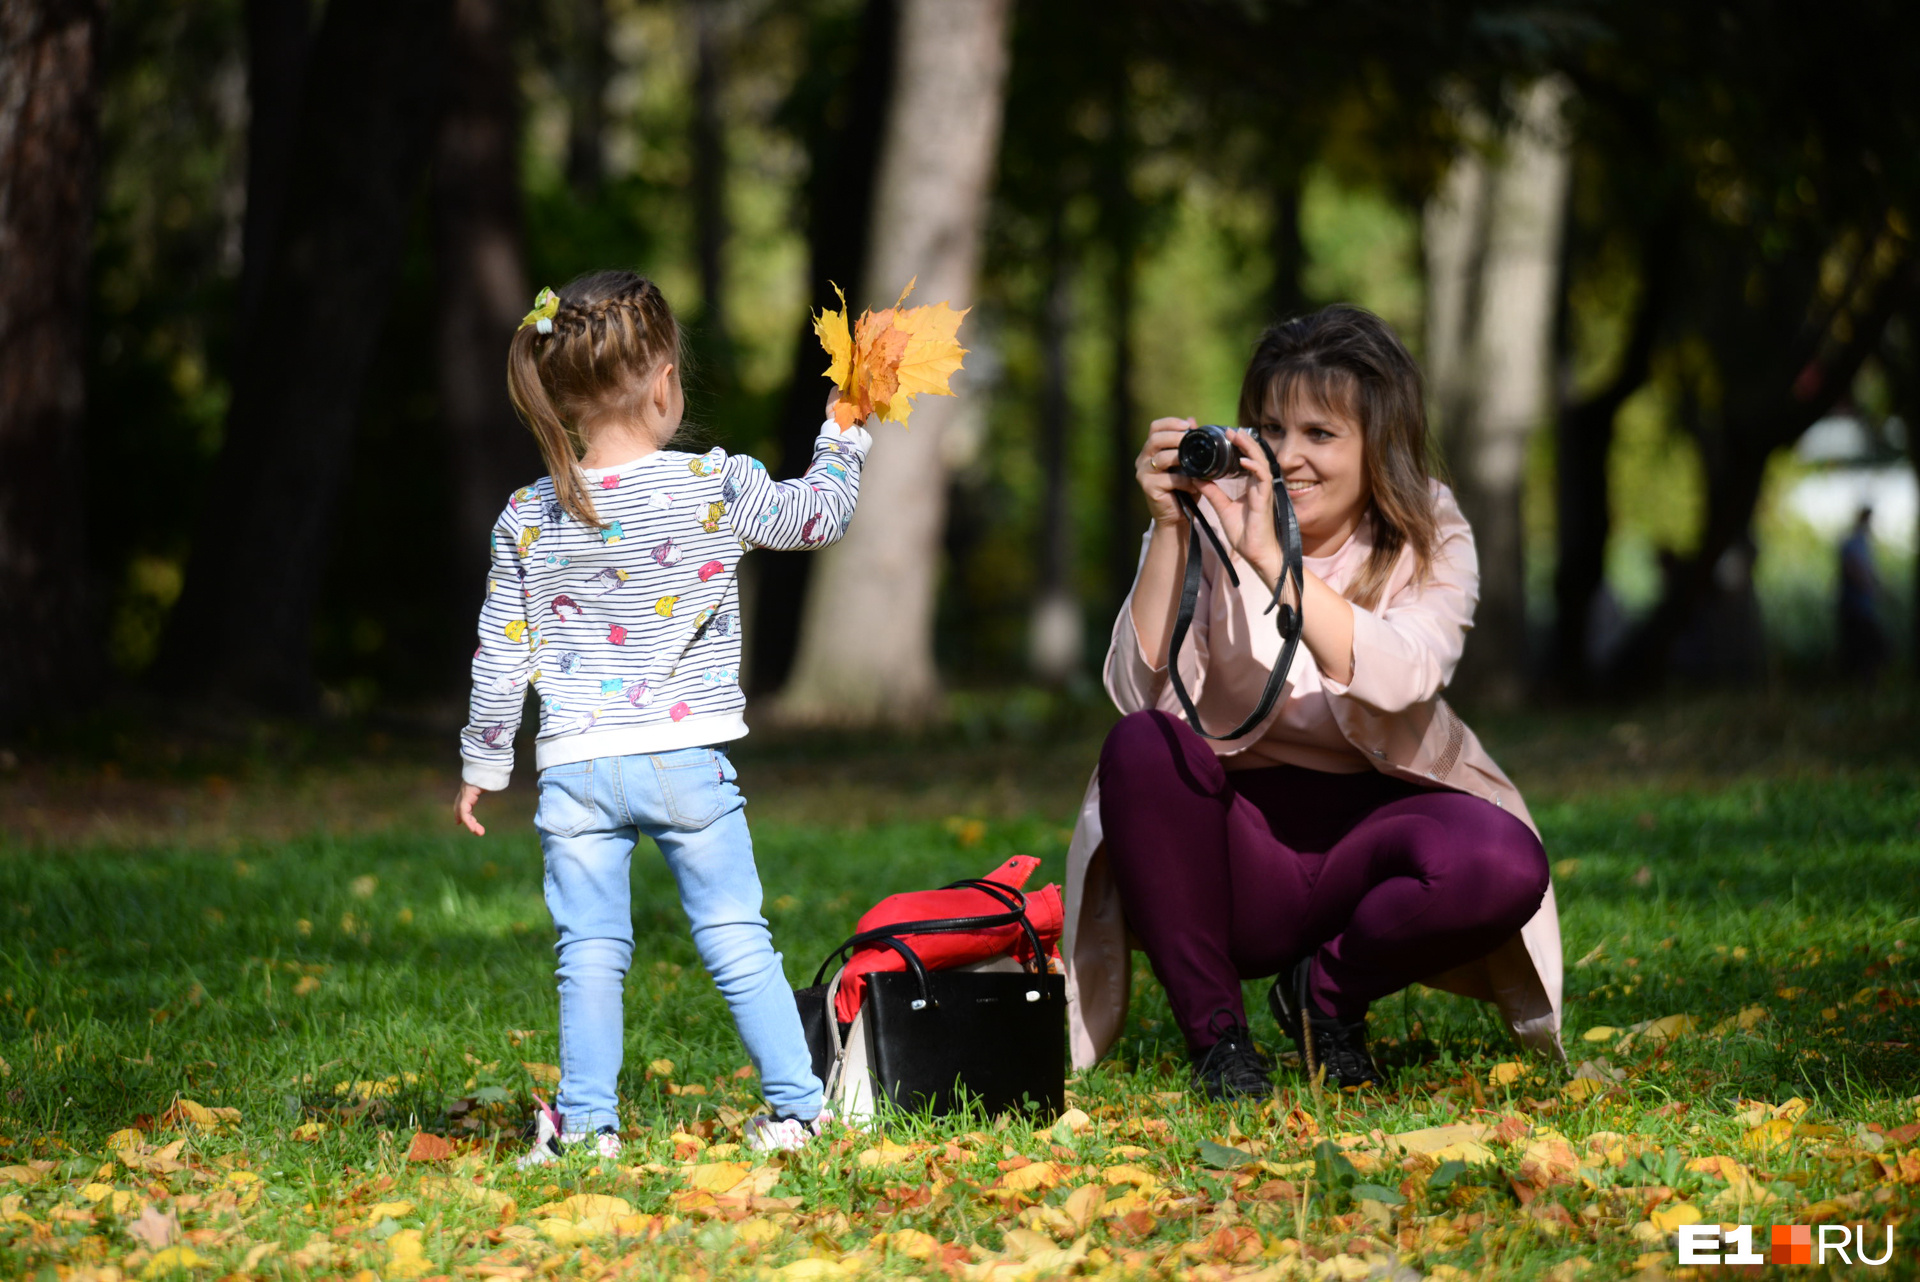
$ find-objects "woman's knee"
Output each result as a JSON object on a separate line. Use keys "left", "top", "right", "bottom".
{"left": 1099, "top": 709, "right": 1215, "bottom": 792}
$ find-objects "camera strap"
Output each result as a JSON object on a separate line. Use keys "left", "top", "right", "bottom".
{"left": 1165, "top": 437, "right": 1305, "bottom": 741}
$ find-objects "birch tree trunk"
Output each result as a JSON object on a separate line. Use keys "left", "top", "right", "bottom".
{"left": 0, "top": 0, "right": 101, "bottom": 728}
{"left": 774, "top": 0, "right": 1011, "bottom": 725}
{"left": 1424, "top": 77, "right": 1571, "bottom": 706}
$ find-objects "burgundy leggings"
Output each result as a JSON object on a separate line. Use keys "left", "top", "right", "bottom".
{"left": 1099, "top": 710, "right": 1548, "bottom": 1050}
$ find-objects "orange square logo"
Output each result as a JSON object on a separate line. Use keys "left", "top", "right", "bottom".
{"left": 1771, "top": 1224, "right": 1811, "bottom": 1265}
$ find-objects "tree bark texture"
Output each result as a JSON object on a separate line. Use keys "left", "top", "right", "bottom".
{"left": 236, "top": 0, "right": 311, "bottom": 356}
{"left": 748, "top": 0, "right": 896, "bottom": 697}
{"left": 1102, "top": 60, "right": 1139, "bottom": 618}
{"left": 154, "top": 0, "right": 452, "bottom": 709}
{"left": 690, "top": 2, "right": 730, "bottom": 369}
{"left": 775, "top": 0, "right": 1012, "bottom": 725}
{"left": 1546, "top": 223, "right": 1673, "bottom": 695}
{"left": 0, "top": 0, "right": 102, "bottom": 728}
{"left": 564, "top": 0, "right": 606, "bottom": 196}
{"left": 434, "top": 0, "right": 541, "bottom": 587}
{"left": 1424, "top": 77, "right": 1571, "bottom": 707}
{"left": 1029, "top": 212, "right": 1080, "bottom": 683}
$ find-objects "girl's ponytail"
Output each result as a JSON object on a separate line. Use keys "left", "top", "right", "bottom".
{"left": 502, "top": 271, "right": 683, "bottom": 528}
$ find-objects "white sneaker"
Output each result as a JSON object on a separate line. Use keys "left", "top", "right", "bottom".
{"left": 516, "top": 1099, "right": 565, "bottom": 1169}
{"left": 563, "top": 1127, "right": 622, "bottom": 1160}
{"left": 516, "top": 1097, "right": 622, "bottom": 1168}
{"left": 744, "top": 1108, "right": 832, "bottom": 1153}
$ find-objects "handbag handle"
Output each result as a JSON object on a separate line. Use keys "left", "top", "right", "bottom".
{"left": 811, "top": 876, "right": 1051, "bottom": 993}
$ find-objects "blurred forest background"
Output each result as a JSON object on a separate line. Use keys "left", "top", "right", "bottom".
{"left": 4, "top": 0, "right": 1919, "bottom": 738}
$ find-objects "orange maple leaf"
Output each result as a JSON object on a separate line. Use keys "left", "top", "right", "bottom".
{"left": 814, "top": 278, "right": 969, "bottom": 429}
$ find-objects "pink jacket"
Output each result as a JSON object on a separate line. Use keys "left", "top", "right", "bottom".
{"left": 1062, "top": 479, "right": 1565, "bottom": 1069}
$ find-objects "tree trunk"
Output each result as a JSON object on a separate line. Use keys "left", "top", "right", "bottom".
{"left": 153, "top": 0, "right": 452, "bottom": 710}
{"left": 775, "top": 0, "right": 1012, "bottom": 725}
{"left": 1102, "top": 61, "right": 1140, "bottom": 617}
{"left": 689, "top": 1, "right": 731, "bottom": 378}
{"left": 1547, "top": 222, "right": 1674, "bottom": 695}
{"left": 564, "top": 0, "right": 606, "bottom": 196}
{"left": 1029, "top": 211, "right": 1080, "bottom": 683}
{"left": 434, "top": 0, "right": 540, "bottom": 587}
{"left": 0, "top": 0, "right": 102, "bottom": 729}
{"left": 1269, "top": 178, "right": 1306, "bottom": 323}
{"left": 237, "top": 0, "right": 311, "bottom": 357}
{"left": 747, "top": 0, "right": 896, "bottom": 697}
{"left": 1425, "top": 77, "right": 1572, "bottom": 708}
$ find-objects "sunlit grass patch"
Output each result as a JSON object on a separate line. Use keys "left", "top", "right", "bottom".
{"left": 1, "top": 763, "right": 1916, "bottom": 1278}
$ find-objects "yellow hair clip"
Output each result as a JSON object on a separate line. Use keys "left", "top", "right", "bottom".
{"left": 520, "top": 287, "right": 559, "bottom": 334}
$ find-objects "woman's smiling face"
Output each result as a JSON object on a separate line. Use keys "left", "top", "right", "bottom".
{"left": 1252, "top": 382, "right": 1370, "bottom": 556}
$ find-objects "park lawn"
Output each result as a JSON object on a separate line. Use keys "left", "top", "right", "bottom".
{"left": 1, "top": 695, "right": 1918, "bottom": 1280}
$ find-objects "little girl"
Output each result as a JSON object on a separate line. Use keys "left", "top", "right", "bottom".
{"left": 454, "top": 271, "right": 869, "bottom": 1162}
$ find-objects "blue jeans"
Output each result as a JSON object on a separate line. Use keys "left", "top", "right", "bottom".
{"left": 534, "top": 747, "right": 822, "bottom": 1130}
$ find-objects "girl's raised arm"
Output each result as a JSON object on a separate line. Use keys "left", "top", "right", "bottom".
{"left": 726, "top": 421, "right": 874, "bottom": 552}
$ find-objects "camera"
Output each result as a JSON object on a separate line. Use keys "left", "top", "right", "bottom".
{"left": 1172, "top": 424, "right": 1241, "bottom": 480}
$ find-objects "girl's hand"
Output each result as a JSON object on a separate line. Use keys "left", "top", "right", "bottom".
{"left": 825, "top": 386, "right": 840, "bottom": 419}
{"left": 455, "top": 783, "right": 487, "bottom": 836}
{"left": 1136, "top": 417, "right": 1199, "bottom": 526}
{"left": 1197, "top": 430, "right": 1285, "bottom": 589}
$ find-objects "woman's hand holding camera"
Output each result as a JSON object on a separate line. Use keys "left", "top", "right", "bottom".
{"left": 1136, "top": 417, "right": 1199, "bottom": 527}
{"left": 1192, "top": 429, "right": 1287, "bottom": 592}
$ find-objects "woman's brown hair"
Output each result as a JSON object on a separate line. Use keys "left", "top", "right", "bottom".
{"left": 506, "top": 270, "right": 681, "bottom": 528}
{"left": 1236, "top": 305, "right": 1440, "bottom": 610}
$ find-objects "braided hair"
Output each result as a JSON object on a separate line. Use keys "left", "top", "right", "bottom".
{"left": 506, "top": 271, "right": 682, "bottom": 527}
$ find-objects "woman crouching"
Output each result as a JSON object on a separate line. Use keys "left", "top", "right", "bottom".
{"left": 1061, "top": 305, "right": 1564, "bottom": 1098}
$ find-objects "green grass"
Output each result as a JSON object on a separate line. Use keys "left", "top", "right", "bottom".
{"left": 1, "top": 692, "right": 1918, "bottom": 1279}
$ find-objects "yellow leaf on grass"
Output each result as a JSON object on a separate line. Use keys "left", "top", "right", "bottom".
{"left": 290, "top": 1121, "right": 327, "bottom": 1141}
{"left": 1639, "top": 1014, "right": 1697, "bottom": 1044}
{"left": 80, "top": 1183, "right": 115, "bottom": 1203}
{"left": 539, "top": 1215, "right": 616, "bottom": 1245}
{"left": 1383, "top": 1123, "right": 1493, "bottom": 1157}
{"left": 292, "top": 975, "right": 321, "bottom": 996}
{"left": 647, "top": 1058, "right": 675, "bottom": 1079}
{"left": 1561, "top": 1078, "right": 1606, "bottom": 1101}
{"left": 1101, "top": 1164, "right": 1159, "bottom": 1190}
{"left": 855, "top": 1139, "right": 918, "bottom": 1168}
{"left": 141, "top": 1246, "right": 209, "bottom": 1276}
{"left": 1745, "top": 1119, "right": 1796, "bottom": 1152}
{"left": 999, "top": 1161, "right": 1062, "bottom": 1193}
{"left": 520, "top": 1060, "right": 560, "bottom": 1085}
{"left": 1649, "top": 1202, "right": 1702, "bottom": 1232}
{"left": 1488, "top": 1062, "right": 1525, "bottom": 1087}
{"left": 687, "top": 1161, "right": 750, "bottom": 1194}
{"left": 106, "top": 1128, "right": 143, "bottom": 1149}
{"left": 1772, "top": 1097, "right": 1811, "bottom": 1121}
{"left": 532, "top": 1193, "right": 632, "bottom": 1220}
{"left": 0, "top": 1166, "right": 42, "bottom": 1186}
{"left": 737, "top": 1217, "right": 784, "bottom": 1247}
{"left": 384, "top": 1228, "right": 433, "bottom": 1280}
{"left": 1581, "top": 1026, "right": 1619, "bottom": 1042}
{"left": 365, "top": 1200, "right": 414, "bottom": 1223}
{"left": 878, "top": 1227, "right": 941, "bottom": 1260}
{"left": 778, "top": 1258, "right": 859, "bottom": 1280}
{"left": 1709, "top": 1005, "right": 1770, "bottom": 1036}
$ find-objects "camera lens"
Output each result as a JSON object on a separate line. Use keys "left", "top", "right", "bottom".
{"left": 1174, "top": 424, "right": 1237, "bottom": 480}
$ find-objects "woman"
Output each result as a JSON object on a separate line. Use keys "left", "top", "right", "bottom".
{"left": 1061, "top": 306, "right": 1564, "bottom": 1099}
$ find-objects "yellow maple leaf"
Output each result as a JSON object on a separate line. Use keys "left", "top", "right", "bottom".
{"left": 1649, "top": 1202, "right": 1702, "bottom": 1232}
{"left": 814, "top": 278, "right": 969, "bottom": 429}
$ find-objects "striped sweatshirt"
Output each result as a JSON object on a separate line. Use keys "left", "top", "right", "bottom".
{"left": 459, "top": 420, "right": 871, "bottom": 789}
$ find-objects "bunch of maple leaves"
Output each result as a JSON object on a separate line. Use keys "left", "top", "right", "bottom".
{"left": 814, "top": 279, "right": 969, "bottom": 430}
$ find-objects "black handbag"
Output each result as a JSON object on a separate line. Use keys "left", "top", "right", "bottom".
{"left": 792, "top": 878, "right": 1066, "bottom": 1121}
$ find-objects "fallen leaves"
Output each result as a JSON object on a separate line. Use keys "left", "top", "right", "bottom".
{"left": 814, "top": 279, "right": 969, "bottom": 429}
{"left": 406, "top": 1131, "right": 455, "bottom": 1162}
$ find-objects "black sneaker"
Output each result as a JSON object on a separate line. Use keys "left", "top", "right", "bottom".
{"left": 1191, "top": 1013, "right": 1273, "bottom": 1100}
{"left": 1268, "top": 958, "right": 1384, "bottom": 1090}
